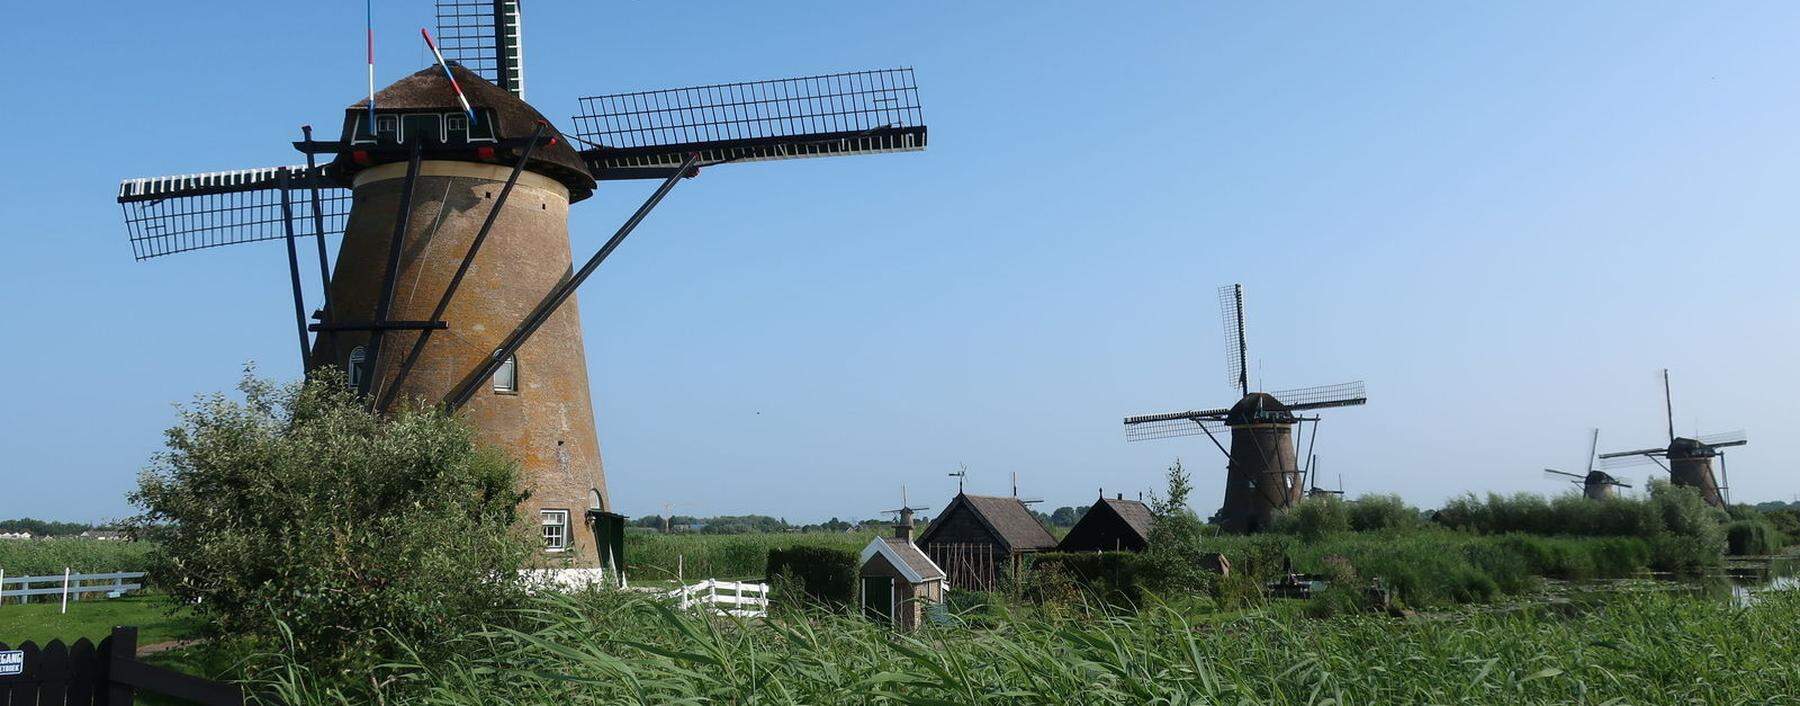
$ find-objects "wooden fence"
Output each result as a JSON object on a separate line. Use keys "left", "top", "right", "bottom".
{"left": 924, "top": 543, "right": 1002, "bottom": 592}
{"left": 667, "top": 579, "right": 770, "bottom": 618}
{"left": 0, "top": 571, "right": 145, "bottom": 608}
{"left": 0, "top": 627, "right": 243, "bottom": 705}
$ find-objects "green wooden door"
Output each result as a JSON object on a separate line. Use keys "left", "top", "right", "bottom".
{"left": 862, "top": 577, "right": 893, "bottom": 623}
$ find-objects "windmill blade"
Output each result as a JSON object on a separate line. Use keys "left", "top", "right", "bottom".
{"left": 1217, "top": 284, "right": 1247, "bottom": 394}
{"left": 1599, "top": 452, "right": 1665, "bottom": 469}
{"left": 1122, "top": 410, "right": 1230, "bottom": 442}
{"left": 117, "top": 166, "right": 349, "bottom": 260}
{"left": 435, "top": 0, "right": 524, "bottom": 96}
{"left": 1597, "top": 447, "right": 1668, "bottom": 460}
{"left": 572, "top": 68, "right": 926, "bottom": 179}
{"left": 1698, "top": 430, "right": 1747, "bottom": 447}
{"left": 1271, "top": 381, "right": 1367, "bottom": 411}
{"left": 1543, "top": 468, "right": 1585, "bottom": 479}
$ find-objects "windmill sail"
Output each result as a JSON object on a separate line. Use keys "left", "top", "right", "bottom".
{"left": 1698, "top": 430, "right": 1747, "bottom": 447}
{"left": 1269, "top": 381, "right": 1367, "bottom": 411}
{"left": 571, "top": 68, "right": 926, "bottom": 178}
{"left": 435, "top": 0, "right": 524, "bottom": 97}
{"left": 1122, "top": 411, "right": 1230, "bottom": 442}
{"left": 117, "top": 166, "right": 349, "bottom": 260}
{"left": 1218, "top": 284, "right": 1247, "bottom": 395}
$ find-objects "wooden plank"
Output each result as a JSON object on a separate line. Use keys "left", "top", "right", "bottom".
{"left": 101, "top": 627, "right": 135, "bottom": 706}
{"left": 12, "top": 642, "right": 44, "bottom": 706}
{"left": 38, "top": 640, "right": 70, "bottom": 705}
{"left": 68, "top": 638, "right": 99, "bottom": 706}
{"left": 110, "top": 658, "right": 244, "bottom": 705}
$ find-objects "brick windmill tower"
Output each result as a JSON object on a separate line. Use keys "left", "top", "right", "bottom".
{"left": 1122, "top": 284, "right": 1367, "bottom": 533}
{"left": 115, "top": 1, "right": 928, "bottom": 570}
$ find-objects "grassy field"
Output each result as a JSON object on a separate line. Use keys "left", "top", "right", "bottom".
{"left": 253, "top": 587, "right": 1800, "bottom": 704}
{"left": 0, "top": 594, "right": 200, "bottom": 646}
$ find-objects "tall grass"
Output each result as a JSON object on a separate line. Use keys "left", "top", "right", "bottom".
{"left": 251, "top": 587, "right": 1800, "bottom": 704}
{"left": 0, "top": 539, "right": 155, "bottom": 577}
{"left": 624, "top": 530, "right": 875, "bottom": 581}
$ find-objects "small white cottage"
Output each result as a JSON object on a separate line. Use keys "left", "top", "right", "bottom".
{"left": 857, "top": 507, "right": 947, "bottom": 631}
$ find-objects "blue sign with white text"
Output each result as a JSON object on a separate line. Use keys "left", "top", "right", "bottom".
{"left": 0, "top": 649, "right": 23, "bottom": 676}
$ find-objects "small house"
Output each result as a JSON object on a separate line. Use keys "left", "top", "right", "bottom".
{"left": 916, "top": 493, "right": 1058, "bottom": 590}
{"left": 1058, "top": 494, "right": 1155, "bottom": 552}
{"left": 858, "top": 508, "right": 947, "bottom": 630}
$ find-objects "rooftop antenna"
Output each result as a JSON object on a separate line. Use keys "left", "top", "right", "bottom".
{"left": 1663, "top": 368, "right": 1675, "bottom": 444}
{"left": 1124, "top": 282, "right": 1367, "bottom": 532}
{"left": 948, "top": 465, "right": 967, "bottom": 493}
{"left": 1011, "top": 471, "right": 1018, "bottom": 497}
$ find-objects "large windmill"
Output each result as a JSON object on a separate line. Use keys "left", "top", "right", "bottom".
{"left": 1543, "top": 429, "right": 1631, "bottom": 500}
{"left": 1122, "top": 284, "right": 1367, "bottom": 533}
{"left": 1597, "top": 370, "right": 1745, "bottom": 508}
{"left": 114, "top": 1, "right": 928, "bottom": 570}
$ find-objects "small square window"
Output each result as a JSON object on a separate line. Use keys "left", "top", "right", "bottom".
{"left": 446, "top": 114, "right": 467, "bottom": 131}
{"left": 376, "top": 115, "right": 398, "bottom": 138}
{"left": 493, "top": 354, "right": 518, "bottom": 393}
{"left": 541, "top": 510, "right": 569, "bottom": 551}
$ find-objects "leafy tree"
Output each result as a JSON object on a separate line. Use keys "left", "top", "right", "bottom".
{"left": 129, "top": 370, "right": 534, "bottom": 670}
{"left": 1049, "top": 506, "right": 1079, "bottom": 527}
{"left": 1134, "top": 459, "right": 1217, "bottom": 596}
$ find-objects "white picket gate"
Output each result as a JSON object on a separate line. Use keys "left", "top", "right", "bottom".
{"left": 666, "top": 579, "right": 769, "bottom": 618}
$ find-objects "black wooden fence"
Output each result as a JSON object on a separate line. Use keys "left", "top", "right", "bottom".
{"left": 0, "top": 627, "right": 243, "bottom": 705}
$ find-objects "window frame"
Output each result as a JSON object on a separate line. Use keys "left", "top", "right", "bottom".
{"left": 347, "top": 346, "right": 368, "bottom": 389}
{"left": 540, "top": 509, "right": 570, "bottom": 552}
{"left": 492, "top": 354, "right": 519, "bottom": 394}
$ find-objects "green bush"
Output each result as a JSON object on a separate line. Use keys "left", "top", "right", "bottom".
{"left": 129, "top": 370, "right": 533, "bottom": 670}
{"left": 1028, "top": 552, "right": 1144, "bottom": 605}
{"left": 1272, "top": 496, "right": 1348, "bottom": 541}
{"left": 1346, "top": 494, "right": 1423, "bottom": 532}
{"left": 1726, "top": 520, "right": 1782, "bottom": 556}
{"left": 765, "top": 545, "right": 857, "bottom": 606}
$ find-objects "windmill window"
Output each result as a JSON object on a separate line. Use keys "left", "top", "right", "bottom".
{"left": 493, "top": 355, "right": 518, "bottom": 394}
{"left": 348, "top": 346, "right": 368, "bottom": 389}
{"left": 446, "top": 114, "right": 467, "bottom": 131}
{"left": 375, "top": 115, "right": 398, "bottom": 140}
{"left": 541, "top": 509, "right": 570, "bottom": 551}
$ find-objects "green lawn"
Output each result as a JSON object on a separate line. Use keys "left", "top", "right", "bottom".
{"left": 0, "top": 594, "right": 203, "bottom": 646}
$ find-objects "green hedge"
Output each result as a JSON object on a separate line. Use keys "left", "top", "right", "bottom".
{"left": 1027, "top": 552, "right": 1145, "bottom": 605}
{"left": 766, "top": 546, "right": 857, "bottom": 607}
{"left": 1726, "top": 521, "right": 1783, "bottom": 556}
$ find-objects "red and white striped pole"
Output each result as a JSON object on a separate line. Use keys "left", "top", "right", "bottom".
{"left": 366, "top": 0, "right": 376, "bottom": 122}
{"left": 421, "top": 28, "right": 477, "bottom": 122}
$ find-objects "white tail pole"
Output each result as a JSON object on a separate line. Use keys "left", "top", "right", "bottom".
{"left": 1, "top": 567, "right": 6, "bottom": 607}
{"left": 61, "top": 567, "right": 71, "bottom": 614}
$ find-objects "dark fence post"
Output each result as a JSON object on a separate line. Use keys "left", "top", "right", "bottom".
{"left": 102, "top": 626, "right": 138, "bottom": 706}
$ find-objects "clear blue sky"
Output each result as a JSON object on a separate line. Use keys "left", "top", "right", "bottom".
{"left": 3, "top": 2, "right": 1796, "bottom": 523}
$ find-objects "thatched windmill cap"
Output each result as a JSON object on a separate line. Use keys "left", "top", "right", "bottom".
{"left": 333, "top": 63, "right": 597, "bottom": 200}
{"left": 1667, "top": 437, "right": 1711, "bottom": 458}
{"left": 1226, "top": 392, "right": 1293, "bottom": 426}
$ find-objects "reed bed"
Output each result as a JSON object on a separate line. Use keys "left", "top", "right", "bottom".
{"left": 252, "top": 586, "right": 1800, "bottom": 705}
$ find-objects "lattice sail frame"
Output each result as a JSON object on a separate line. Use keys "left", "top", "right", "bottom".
{"left": 1268, "top": 381, "right": 1367, "bottom": 411}
{"left": 435, "top": 0, "right": 523, "bottom": 96}
{"left": 1218, "top": 284, "right": 1247, "bottom": 394}
{"left": 572, "top": 68, "right": 926, "bottom": 171}
{"left": 1123, "top": 409, "right": 1230, "bottom": 442}
{"left": 118, "top": 166, "right": 349, "bottom": 260}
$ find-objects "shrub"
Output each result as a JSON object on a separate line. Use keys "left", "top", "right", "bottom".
{"left": 1273, "top": 496, "right": 1348, "bottom": 541}
{"left": 1345, "top": 494, "right": 1423, "bottom": 532}
{"left": 128, "top": 370, "right": 533, "bottom": 670}
{"left": 1726, "top": 521, "right": 1782, "bottom": 556}
{"left": 1029, "top": 552, "right": 1144, "bottom": 605}
{"left": 765, "top": 545, "right": 857, "bottom": 606}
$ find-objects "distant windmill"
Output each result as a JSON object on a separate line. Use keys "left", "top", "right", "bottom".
{"left": 1305, "top": 457, "right": 1344, "bottom": 498}
{"left": 1122, "top": 283, "right": 1368, "bottom": 533}
{"left": 1597, "top": 370, "right": 1745, "bottom": 508}
{"left": 881, "top": 486, "right": 932, "bottom": 534}
{"left": 1544, "top": 429, "right": 1631, "bottom": 500}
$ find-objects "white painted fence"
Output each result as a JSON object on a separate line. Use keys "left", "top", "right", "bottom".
{"left": 667, "top": 579, "right": 769, "bottom": 618}
{"left": 0, "top": 570, "right": 146, "bottom": 612}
